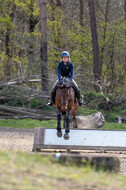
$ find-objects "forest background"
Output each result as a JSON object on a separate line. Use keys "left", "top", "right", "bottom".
{"left": 0, "top": 0, "right": 126, "bottom": 118}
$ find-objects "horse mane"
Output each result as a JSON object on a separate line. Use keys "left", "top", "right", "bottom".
{"left": 59, "top": 77, "right": 72, "bottom": 88}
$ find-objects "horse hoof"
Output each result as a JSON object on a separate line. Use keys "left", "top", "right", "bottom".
{"left": 64, "top": 133, "right": 69, "bottom": 140}
{"left": 57, "top": 131, "right": 62, "bottom": 137}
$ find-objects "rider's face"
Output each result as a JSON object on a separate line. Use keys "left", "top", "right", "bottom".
{"left": 62, "top": 56, "right": 69, "bottom": 63}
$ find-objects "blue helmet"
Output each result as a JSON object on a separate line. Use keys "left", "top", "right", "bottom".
{"left": 61, "top": 51, "right": 69, "bottom": 57}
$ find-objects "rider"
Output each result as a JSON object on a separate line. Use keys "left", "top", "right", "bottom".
{"left": 47, "top": 51, "right": 82, "bottom": 106}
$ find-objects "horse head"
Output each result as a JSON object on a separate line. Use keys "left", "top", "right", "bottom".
{"left": 57, "top": 83, "right": 73, "bottom": 115}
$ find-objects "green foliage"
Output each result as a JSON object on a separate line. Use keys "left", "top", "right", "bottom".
{"left": 103, "top": 104, "right": 126, "bottom": 122}
{"left": 47, "top": 3, "right": 63, "bottom": 69}
{"left": 30, "top": 98, "right": 55, "bottom": 111}
{"left": 0, "top": 0, "right": 125, "bottom": 96}
{"left": 5, "top": 97, "right": 23, "bottom": 107}
{"left": 82, "top": 91, "right": 104, "bottom": 104}
{"left": 81, "top": 91, "right": 108, "bottom": 110}
{"left": 0, "top": 0, "right": 40, "bottom": 80}
{"left": 4, "top": 95, "right": 54, "bottom": 111}
{"left": 98, "top": 17, "right": 126, "bottom": 94}
{"left": 77, "top": 107, "right": 98, "bottom": 116}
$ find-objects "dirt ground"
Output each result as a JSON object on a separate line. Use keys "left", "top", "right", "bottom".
{"left": 0, "top": 127, "right": 126, "bottom": 175}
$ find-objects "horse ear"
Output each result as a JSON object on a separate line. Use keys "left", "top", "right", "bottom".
{"left": 57, "top": 85, "right": 62, "bottom": 88}
{"left": 67, "top": 85, "right": 72, "bottom": 89}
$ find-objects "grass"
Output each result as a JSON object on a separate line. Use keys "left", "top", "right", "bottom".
{"left": 0, "top": 151, "right": 126, "bottom": 190}
{"left": 102, "top": 122, "right": 126, "bottom": 130}
{"left": 0, "top": 118, "right": 126, "bottom": 130}
{"left": 0, "top": 119, "right": 57, "bottom": 129}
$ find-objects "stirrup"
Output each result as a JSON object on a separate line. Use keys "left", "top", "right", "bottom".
{"left": 47, "top": 101, "right": 53, "bottom": 106}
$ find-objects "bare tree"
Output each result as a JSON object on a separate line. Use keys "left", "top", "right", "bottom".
{"left": 88, "top": 0, "right": 101, "bottom": 92}
{"left": 124, "top": 0, "right": 126, "bottom": 70}
{"left": 50, "top": 0, "right": 55, "bottom": 21}
{"left": 79, "top": 0, "right": 84, "bottom": 27}
{"left": 39, "top": 0, "right": 49, "bottom": 92}
{"left": 28, "top": 0, "right": 39, "bottom": 77}
{"left": 5, "top": 3, "right": 16, "bottom": 81}
{"left": 99, "top": 0, "right": 110, "bottom": 75}
{"left": 56, "top": 0, "right": 62, "bottom": 48}
{"left": 56, "top": 0, "right": 61, "bottom": 7}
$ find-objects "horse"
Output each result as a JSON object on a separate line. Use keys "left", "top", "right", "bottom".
{"left": 54, "top": 77, "right": 79, "bottom": 139}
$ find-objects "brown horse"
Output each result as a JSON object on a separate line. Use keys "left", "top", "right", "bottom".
{"left": 55, "top": 77, "right": 79, "bottom": 139}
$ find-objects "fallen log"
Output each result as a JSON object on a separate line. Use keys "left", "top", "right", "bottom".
{"left": 0, "top": 115, "right": 56, "bottom": 120}
{"left": 70, "top": 112, "right": 105, "bottom": 129}
{"left": 0, "top": 105, "right": 39, "bottom": 116}
{"left": 54, "top": 153, "right": 119, "bottom": 172}
{"left": 0, "top": 105, "right": 56, "bottom": 120}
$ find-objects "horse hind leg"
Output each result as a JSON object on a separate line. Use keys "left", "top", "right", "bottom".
{"left": 73, "top": 116, "right": 78, "bottom": 128}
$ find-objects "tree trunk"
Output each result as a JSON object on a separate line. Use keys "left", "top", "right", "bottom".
{"left": 56, "top": 0, "right": 61, "bottom": 7}
{"left": 56, "top": 0, "right": 62, "bottom": 48}
{"left": 99, "top": 0, "right": 110, "bottom": 75}
{"left": 5, "top": 3, "right": 16, "bottom": 81}
{"left": 79, "top": 0, "right": 84, "bottom": 61}
{"left": 39, "top": 0, "right": 49, "bottom": 92}
{"left": 50, "top": 0, "right": 55, "bottom": 21}
{"left": 109, "top": 30, "right": 116, "bottom": 93}
{"left": 28, "top": 0, "right": 35, "bottom": 76}
{"left": 5, "top": 29, "right": 11, "bottom": 81}
{"left": 28, "top": 0, "right": 39, "bottom": 77}
{"left": 79, "top": 0, "right": 84, "bottom": 27}
{"left": 88, "top": 0, "right": 101, "bottom": 92}
{"left": 124, "top": 0, "right": 126, "bottom": 70}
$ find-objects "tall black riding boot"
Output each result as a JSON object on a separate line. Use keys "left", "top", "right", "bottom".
{"left": 75, "top": 89, "right": 82, "bottom": 106}
{"left": 47, "top": 90, "right": 56, "bottom": 106}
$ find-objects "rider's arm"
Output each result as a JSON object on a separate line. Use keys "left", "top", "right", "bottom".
{"left": 57, "top": 63, "right": 61, "bottom": 81}
{"left": 70, "top": 63, "right": 74, "bottom": 80}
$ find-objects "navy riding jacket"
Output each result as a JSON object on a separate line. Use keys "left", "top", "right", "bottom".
{"left": 57, "top": 61, "right": 74, "bottom": 81}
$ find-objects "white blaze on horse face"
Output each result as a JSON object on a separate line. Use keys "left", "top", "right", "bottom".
{"left": 61, "top": 88, "right": 69, "bottom": 113}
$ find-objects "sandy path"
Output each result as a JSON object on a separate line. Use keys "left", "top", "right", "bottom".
{"left": 0, "top": 127, "right": 34, "bottom": 152}
{"left": 0, "top": 127, "right": 126, "bottom": 175}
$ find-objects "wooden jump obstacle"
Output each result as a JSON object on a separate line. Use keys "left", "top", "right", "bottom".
{"left": 32, "top": 128, "right": 126, "bottom": 152}
{"left": 32, "top": 128, "right": 126, "bottom": 172}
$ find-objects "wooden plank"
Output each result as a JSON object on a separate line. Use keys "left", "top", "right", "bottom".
{"left": 32, "top": 128, "right": 126, "bottom": 152}
{"left": 32, "top": 128, "right": 45, "bottom": 152}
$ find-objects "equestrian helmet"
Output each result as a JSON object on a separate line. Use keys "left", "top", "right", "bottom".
{"left": 61, "top": 51, "right": 69, "bottom": 57}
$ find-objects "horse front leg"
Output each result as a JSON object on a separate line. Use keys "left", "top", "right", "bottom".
{"left": 66, "top": 114, "right": 70, "bottom": 133}
{"left": 63, "top": 114, "right": 66, "bottom": 128}
{"left": 56, "top": 111, "right": 62, "bottom": 137}
{"left": 64, "top": 113, "right": 71, "bottom": 140}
